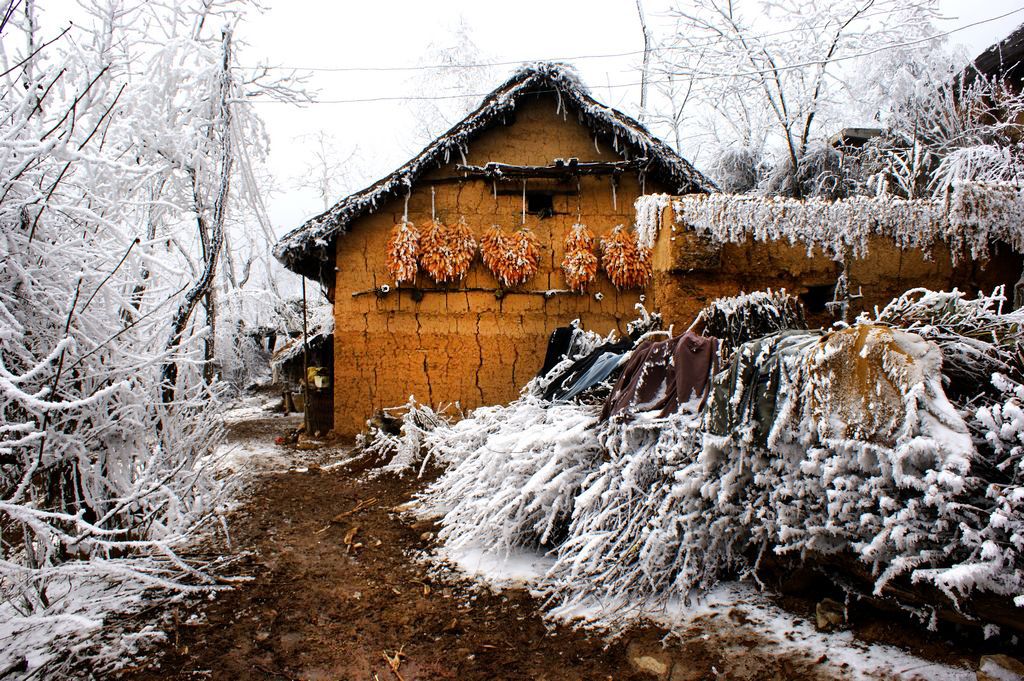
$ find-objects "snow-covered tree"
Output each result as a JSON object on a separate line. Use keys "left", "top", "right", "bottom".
{"left": 0, "top": 0, "right": 295, "bottom": 673}
{"left": 292, "top": 129, "right": 364, "bottom": 211}
{"left": 405, "top": 17, "right": 497, "bottom": 147}
{"left": 859, "top": 48, "right": 1024, "bottom": 198}
{"left": 653, "top": 0, "right": 941, "bottom": 197}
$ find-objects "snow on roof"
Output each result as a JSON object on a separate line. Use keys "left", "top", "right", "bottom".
{"left": 273, "top": 61, "right": 716, "bottom": 281}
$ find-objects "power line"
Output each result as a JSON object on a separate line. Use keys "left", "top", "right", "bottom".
{"left": 666, "top": 5, "right": 1024, "bottom": 80}
{"left": 234, "top": 2, "right": 935, "bottom": 74}
{"left": 245, "top": 7, "right": 1023, "bottom": 106}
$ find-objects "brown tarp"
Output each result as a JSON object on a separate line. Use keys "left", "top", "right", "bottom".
{"left": 601, "top": 332, "right": 718, "bottom": 420}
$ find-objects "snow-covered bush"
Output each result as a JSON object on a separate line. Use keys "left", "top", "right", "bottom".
{"left": 361, "top": 398, "right": 453, "bottom": 476}
{"left": 699, "top": 289, "right": 805, "bottom": 363}
{"left": 401, "top": 290, "right": 1024, "bottom": 634}
{"left": 422, "top": 397, "right": 603, "bottom": 554}
{"left": 0, "top": 136, "right": 229, "bottom": 678}
{"left": 759, "top": 142, "right": 850, "bottom": 200}
{"left": 707, "top": 146, "right": 766, "bottom": 194}
{"left": 968, "top": 373, "right": 1024, "bottom": 608}
{"left": 868, "top": 287, "right": 1024, "bottom": 402}
{"left": 544, "top": 413, "right": 706, "bottom": 609}
{"left": 652, "top": 0, "right": 938, "bottom": 198}
{"left": 866, "top": 288, "right": 1024, "bottom": 607}
{"left": 831, "top": 44, "right": 1024, "bottom": 201}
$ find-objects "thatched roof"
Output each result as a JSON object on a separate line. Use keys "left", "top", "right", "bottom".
{"left": 961, "top": 21, "right": 1024, "bottom": 91}
{"left": 274, "top": 62, "right": 716, "bottom": 281}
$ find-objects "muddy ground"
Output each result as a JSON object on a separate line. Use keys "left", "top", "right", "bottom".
{"left": 118, "top": 414, "right": 977, "bottom": 681}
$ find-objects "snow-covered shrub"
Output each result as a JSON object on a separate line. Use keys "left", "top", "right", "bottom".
{"left": 707, "top": 146, "right": 766, "bottom": 194}
{"left": 418, "top": 300, "right": 1024, "bottom": 631}
{"left": 363, "top": 283, "right": 1023, "bottom": 632}
{"left": 932, "top": 145, "right": 1023, "bottom": 196}
{"left": 541, "top": 325, "right": 987, "bottom": 621}
{"left": 0, "top": 147, "right": 230, "bottom": 678}
{"left": 868, "top": 287, "right": 1024, "bottom": 402}
{"left": 421, "top": 397, "right": 603, "bottom": 554}
{"left": 874, "top": 68, "right": 1024, "bottom": 198}
{"left": 867, "top": 289, "right": 1024, "bottom": 605}
{"left": 544, "top": 413, "right": 707, "bottom": 609}
{"left": 361, "top": 398, "right": 453, "bottom": 477}
{"left": 759, "top": 143, "right": 850, "bottom": 200}
{"left": 967, "top": 373, "right": 1024, "bottom": 607}
{"left": 699, "top": 289, "right": 805, "bottom": 363}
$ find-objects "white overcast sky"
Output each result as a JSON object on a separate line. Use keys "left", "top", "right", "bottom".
{"left": 234, "top": 0, "right": 1024, "bottom": 238}
{"left": 36, "top": 0, "right": 1024, "bottom": 242}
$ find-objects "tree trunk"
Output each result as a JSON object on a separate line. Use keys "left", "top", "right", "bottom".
{"left": 161, "top": 28, "right": 234, "bottom": 401}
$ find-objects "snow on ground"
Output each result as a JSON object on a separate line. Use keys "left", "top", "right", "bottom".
{"left": 221, "top": 395, "right": 284, "bottom": 424}
{"left": 211, "top": 397, "right": 309, "bottom": 476}
{"left": 0, "top": 397, "right": 334, "bottom": 679}
{"left": 212, "top": 440, "right": 298, "bottom": 476}
{"left": 436, "top": 544, "right": 556, "bottom": 591}
{"left": 437, "top": 543, "right": 974, "bottom": 681}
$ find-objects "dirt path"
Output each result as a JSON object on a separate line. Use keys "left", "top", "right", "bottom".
{"left": 119, "top": 415, "right": 969, "bottom": 681}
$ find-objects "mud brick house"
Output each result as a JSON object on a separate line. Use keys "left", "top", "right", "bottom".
{"left": 274, "top": 63, "right": 714, "bottom": 435}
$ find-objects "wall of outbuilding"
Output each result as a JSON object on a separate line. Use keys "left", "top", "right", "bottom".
{"left": 649, "top": 209, "right": 1022, "bottom": 330}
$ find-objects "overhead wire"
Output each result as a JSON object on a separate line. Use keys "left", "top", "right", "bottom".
{"left": 233, "top": 1, "right": 939, "bottom": 74}
{"left": 244, "top": 6, "right": 1024, "bottom": 105}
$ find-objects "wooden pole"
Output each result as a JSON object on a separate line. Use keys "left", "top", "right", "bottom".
{"left": 301, "top": 276, "right": 310, "bottom": 435}
{"left": 636, "top": 0, "right": 650, "bottom": 123}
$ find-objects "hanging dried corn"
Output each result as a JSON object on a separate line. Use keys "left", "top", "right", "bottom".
{"left": 480, "top": 224, "right": 540, "bottom": 288}
{"left": 419, "top": 217, "right": 478, "bottom": 284}
{"left": 503, "top": 227, "right": 540, "bottom": 287}
{"left": 385, "top": 220, "right": 420, "bottom": 284}
{"left": 601, "top": 224, "right": 652, "bottom": 290}
{"left": 561, "top": 223, "right": 598, "bottom": 292}
{"left": 480, "top": 224, "right": 509, "bottom": 276}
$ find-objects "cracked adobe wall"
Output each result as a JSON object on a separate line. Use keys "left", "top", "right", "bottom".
{"left": 331, "top": 93, "right": 664, "bottom": 436}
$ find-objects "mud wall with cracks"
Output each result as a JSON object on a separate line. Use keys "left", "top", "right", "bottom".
{"left": 331, "top": 93, "right": 663, "bottom": 436}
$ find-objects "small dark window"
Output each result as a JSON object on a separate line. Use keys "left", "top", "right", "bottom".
{"left": 800, "top": 284, "right": 835, "bottom": 314}
{"left": 526, "top": 192, "right": 555, "bottom": 218}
